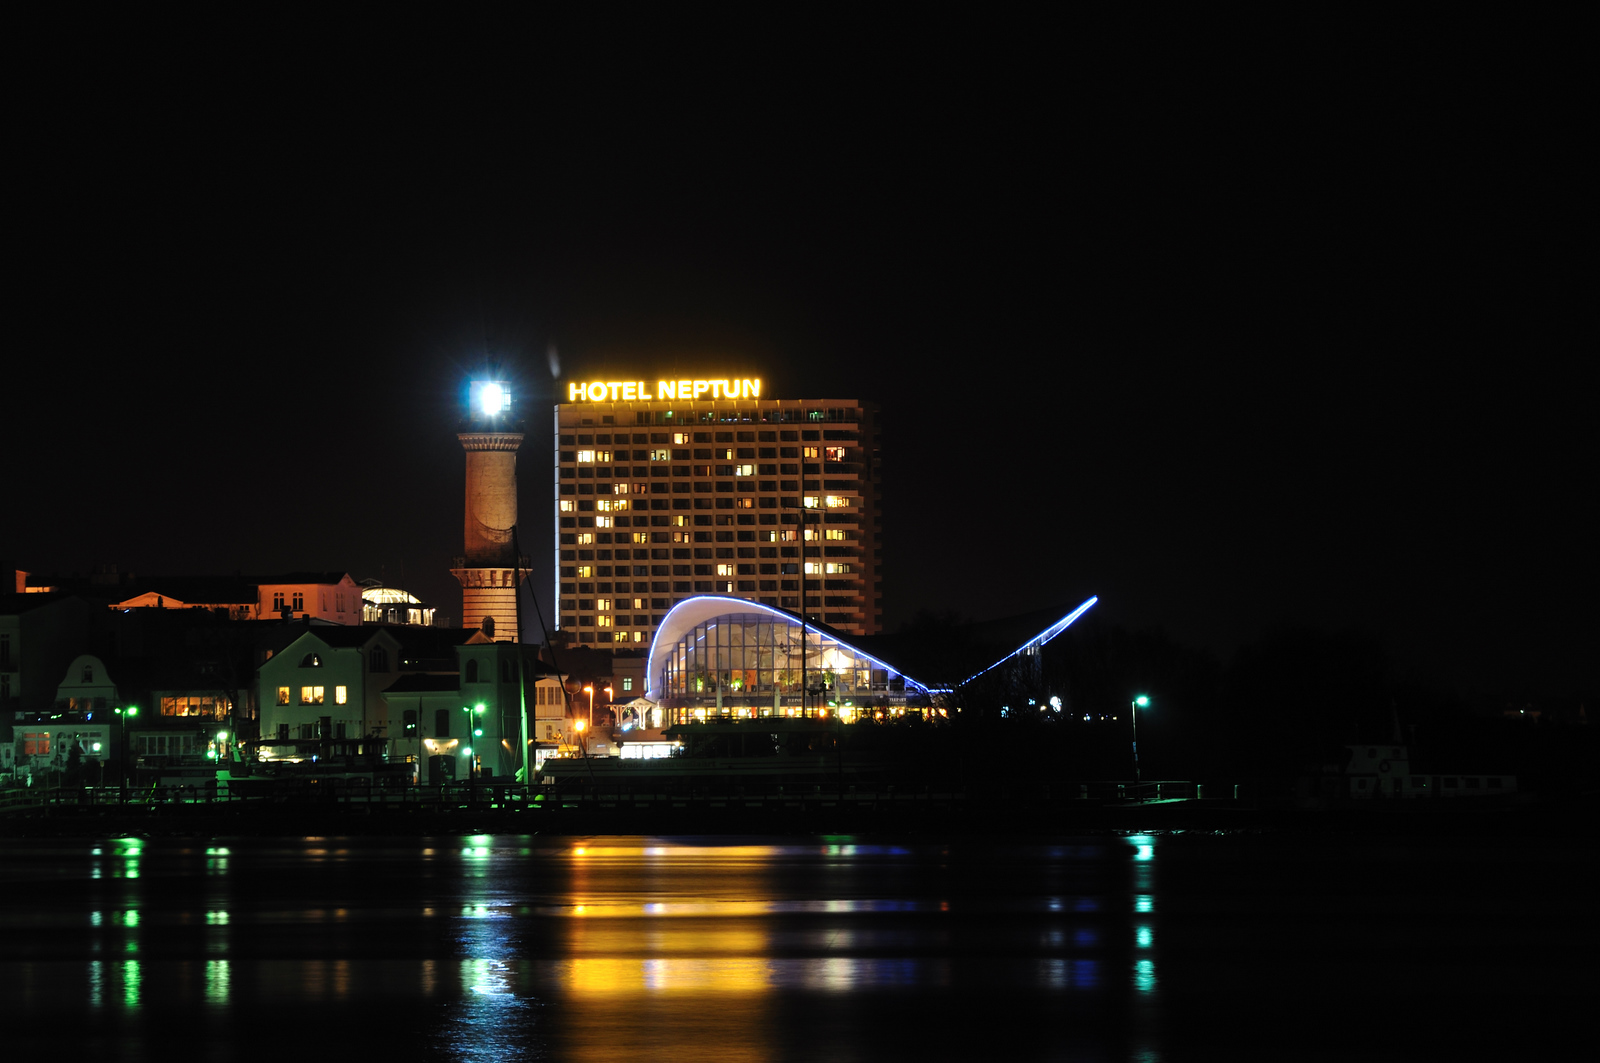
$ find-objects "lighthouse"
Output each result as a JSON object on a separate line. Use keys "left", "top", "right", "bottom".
{"left": 451, "top": 379, "right": 527, "bottom": 641}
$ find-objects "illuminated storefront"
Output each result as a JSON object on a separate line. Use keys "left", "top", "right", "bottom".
{"left": 646, "top": 597, "right": 933, "bottom": 724}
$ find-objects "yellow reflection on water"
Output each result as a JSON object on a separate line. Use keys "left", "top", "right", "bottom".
{"left": 560, "top": 956, "right": 774, "bottom": 997}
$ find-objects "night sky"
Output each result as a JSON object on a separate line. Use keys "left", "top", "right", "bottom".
{"left": 6, "top": 16, "right": 1589, "bottom": 699}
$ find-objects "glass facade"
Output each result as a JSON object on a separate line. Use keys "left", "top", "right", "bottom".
{"left": 657, "top": 612, "right": 915, "bottom": 723}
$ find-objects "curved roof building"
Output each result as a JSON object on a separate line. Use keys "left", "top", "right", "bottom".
{"left": 645, "top": 594, "right": 1097, "bottom": 723}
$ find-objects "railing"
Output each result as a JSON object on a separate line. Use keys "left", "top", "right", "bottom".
{"left": 1, "top": 778, "right": 1232, "bottom": 818}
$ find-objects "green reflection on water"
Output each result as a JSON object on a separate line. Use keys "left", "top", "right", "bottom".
{"left": 123, "top": 959, "right": 141, "bottom": 1007}
{"left": 206, "top": 959, "right": 230, "bottom": 1005}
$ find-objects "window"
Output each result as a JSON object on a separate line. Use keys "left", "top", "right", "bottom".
{"left": 272, "top": 592, "right": 285, "bottom": 610}
{"left": 466, "top": 660, "right": 479, "bottom": 683}
{"left": 277, "top": 686, "right": 290, "bottom": 705}
{"left": 825, "top": 446, "right": 846, "bottom": 461}
{"left": 560, "top": 499, "right": 576, "bottom": 512}
{"left": 826, "top": 528, "right": 846, "bottom": 540}
{"left": 403, "top": 710, "right": 418, "bottom": 737}
{"left": 335, "top": 686, "right": 348, "bottom": 705}
{"left": 300, "top": 686, "right": 325, "bottom": 705}
{"left": 435, "top": 709, "right": 451, "bottom": 738}
{"left": 622, "top": 678, "right": 634, "bottom": 692}
{"left": 577, "top": 450, "right": 595, "bottom": 462}
{"left": 803, "top": 446, "right": 819, "bottom": 458}
{"left": 162, "top": 695, "right": 224, "bottom": 717}
{"left": 370, "top": 648, "right": 388, "bottom": 672}
{"left": 597, "top": 615, "right": 613, "bottom": 627}
{"left": 22, "top": 733, "right": 51, "bottom": 756}
{"left": 291, "top": 592, "right": 305, "bottom": 611}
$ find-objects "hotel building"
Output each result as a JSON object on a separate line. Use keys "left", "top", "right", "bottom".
{"left": 554, "top": 380, "right": 881, "bottom": 649}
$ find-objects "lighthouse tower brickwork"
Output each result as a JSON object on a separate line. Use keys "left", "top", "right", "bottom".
{"left": 451, "top": 428, "right": 527, "bottom": 642}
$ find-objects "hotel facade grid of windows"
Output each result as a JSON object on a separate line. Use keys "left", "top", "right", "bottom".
{"left": 554, "top": 398, "right": 882, "bottom": 648}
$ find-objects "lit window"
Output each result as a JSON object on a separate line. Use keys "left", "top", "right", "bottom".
{"left": 597, "top": 499, "right": 615, "bottom": 512}
{"left": 596, "top": 516, "right": 614, "bottom": 528}
{"left": 577, "top": 532, "right": 595, "bottom": 544}
{"left": 673, "top": 433, "right": 690, "bottom": 445}
{"left": 335, "top": 686, "right": 348, "bottom": 705}
{"left": 650, "top": 449, "right": 670, "bottom": 461}
{"left": 804, "top": 561, "right": 821, "bottom": 574}
{"left": 803, "top": 527, "right": 818, "bottom": 541}
{"left": 825, "top": 495, "right": 851, "bottom": 508}
{"left": 559, "top": 500, "right": 575, "bottom": 512}
{"left": 597, "top": 598, "right": 612, "bottom": 611}
{"left": 632, "top": 532, "right": 649, "bottom": 543}
{"left": 735, "top": 464, "right": 755, "bottom": 476}
{"left": 597, "top": 615, "right": 613, "bottom": 628}
{"left": 614, "top": 483, "right": 631, "bottom": 494}
{"left": 803, "top": 496, "right": 819, "bottom": 508}
{"left": 717, "top": 564, "right": 735, "bottom": 576}
{"left": 276, "top": 686, "right": 290, "bottom": 705}
{"left": 596, "top": 450, "right": 612, "bottom": 462}
{"left": 826, "top": 529, "right": 845, "bottom": 540}
{"left": 780, "top": 530, "right": 798, "bottom": 541}
{"left": 802, "top": 446, "right": 819, "bottom": 458}
{"left": 825, "top": 446, "right": 845, "bottom": 461}
{"left": 825, "top": 563, "right": 852, "bottom": 574}
{"left": 736, "top": 497, "right": 754, "bottom": 508}
{"left": 577, "top": 450, "right": 595, "bottom": 462}
{"left": 623, "top": 678, "right": 634, "bottom": 691}
{"left": 576, "top": 566, "right": 594, "bottom": 578}
{"left": 300, "top": 686, "right": 325, "bottom": 705}
{"left": 632, "top": 598, "right": 646, "bottom": 609}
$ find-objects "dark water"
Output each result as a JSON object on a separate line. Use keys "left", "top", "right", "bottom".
{"left": 0, "top": 829, "right": 1586, "bottom": 1061}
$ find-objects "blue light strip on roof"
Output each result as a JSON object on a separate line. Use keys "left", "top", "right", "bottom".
{"left": 645, "top": 596, "right": 936, "bottom": 700}
{"left": 957, "top": 596, "right": 1099, "bottom": 687}
{"left": 645, "top": 594, "right": 1096, "bottom": 701}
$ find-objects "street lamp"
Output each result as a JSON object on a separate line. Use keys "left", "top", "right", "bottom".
{"left": 1131, "top": 695, "right": 1150, "bottom": 784}
{"left": 114, "top": 705, "right": 139, "bottom": 801}
{"left": 462, "top": 703, "right": 486, "bottom": 785}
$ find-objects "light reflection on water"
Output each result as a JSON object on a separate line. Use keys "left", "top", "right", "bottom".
{"left": 2, "top": 829, "right": 1578, "bottom": 1061}
{"left": 1, "top": 834, "right": 1147, "bottom": 1060}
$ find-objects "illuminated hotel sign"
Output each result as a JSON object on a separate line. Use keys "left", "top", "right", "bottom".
{"left": 566, "top": 378, "right": 762, "bottom": 402}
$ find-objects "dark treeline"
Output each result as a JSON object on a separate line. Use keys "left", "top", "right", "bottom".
{"left": 864, "top": 611, "right": 1597, "bottom": 797}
